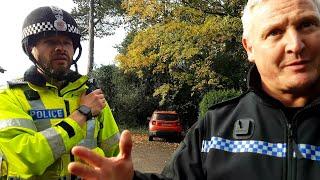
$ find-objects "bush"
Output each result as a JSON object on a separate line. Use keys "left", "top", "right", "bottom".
{"left": 198, "top": 89, "right": 241, "bottom": 120}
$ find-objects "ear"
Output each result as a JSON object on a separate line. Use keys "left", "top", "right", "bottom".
{"left": 242, "top": 38, "right": 255, "bottom": 63}
{"left": 29, "top": 46, "right": 33, "bottom": 53}
{"left": 30, "top": 46, "right": 35, "bottom": 55}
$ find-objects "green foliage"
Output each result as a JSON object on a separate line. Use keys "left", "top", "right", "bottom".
{"left": 91, "top": 65, "right": 158, "bottom": 127}
{"left": 115, "top": 0, "right": 249, "bottom": 126}
{"left": 71, "top": 0, "right": 124, "bottom": 39}
{"left": 90, "top": 65, "right": 117, "bottom": 107}
{"left": 118, "top": 124, "right": 148, "bottom": 133}
{"left": 115, "top": 30, "right": 137, "bottom": 55}
{"left": 181, "top": 0, "right": 246, "bottom": 17}
{"left": 75, "top": 0, "right": 250, "bottom": 127}
{"left": 199, "top": 89, "right": 241, "bottom": 120}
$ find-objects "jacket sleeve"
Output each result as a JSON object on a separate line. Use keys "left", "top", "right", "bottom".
{"left": 97, "top": 102, "right": 120, "bottom": 157}
{"left": 133, "top": 120, "right": 205, "bottom": 180}
{"left": 133, "top": 171, "right": 170, "bottom": 180}
{"left": 0, "top": 87, "right": 85, "bottom": 177}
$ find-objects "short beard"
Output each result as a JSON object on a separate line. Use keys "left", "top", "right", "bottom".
{"left": 38, "top": 58, "right": 72, "bottom": 81}
{"left": 48, "top": 66, "right": 71, "bottom": 80}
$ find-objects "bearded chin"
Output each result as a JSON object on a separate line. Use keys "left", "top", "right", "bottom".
{"left": 36, "top": 57, "right": 73, "bottom": 81}
{"left": 50, "top": 65, "right": 72, "bottom": 80}
{"left": 40, "top": 62, "right": 71, "bottom": 81}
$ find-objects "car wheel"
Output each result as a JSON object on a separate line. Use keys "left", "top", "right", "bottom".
{"left": 149, "top": 136, "right": 153, "bottom": 141}
{"left": 174, "top": 135, "right": 183, "bottom": 143}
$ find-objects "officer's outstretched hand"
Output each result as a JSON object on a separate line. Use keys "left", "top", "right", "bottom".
{"left": 80, "top": 89, "right": 106, "bottom": 116}
{"left": 68, "top": 130, "right": 134, "bottom": 180}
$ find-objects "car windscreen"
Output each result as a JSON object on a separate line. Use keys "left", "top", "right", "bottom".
{"left": 155, "top": 114, "right": 178, "bottom": 121}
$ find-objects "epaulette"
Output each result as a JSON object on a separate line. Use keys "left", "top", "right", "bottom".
{"left": 7, "top": 79, "right": 40, "bottom": 100}
{"left": 7, "top": 78, "right": 28, "bottom": 88}
{"left": 208, "top": 90, "right": 249, "bottom": 110}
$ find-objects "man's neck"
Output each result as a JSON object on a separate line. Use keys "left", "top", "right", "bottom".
{"left": 45, "top": 76, "right": 68, "bottom": 90}
{"left": 274, "top": 94, "right": 309, "bottom": 107}
{"left": 37, "top": 69, "right": 68, "bottom": 90}
{"left": 262, "top": 84, "right": 320, "bottom": 107}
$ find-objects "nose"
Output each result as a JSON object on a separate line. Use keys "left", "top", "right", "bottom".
{"left": 54, "top": 41, "right": 66, "bottom": 52}
{"left": 285, "top": 29, "right": 305, "bottom": 55}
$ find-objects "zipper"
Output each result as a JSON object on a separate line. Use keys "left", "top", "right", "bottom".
{"left": 284, "top": 106, "right": 306, "bottom": 180}
{"left": 287, "top": 123, "right": 293, "bottom": 180}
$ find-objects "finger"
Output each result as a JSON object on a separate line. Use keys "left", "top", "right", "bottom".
{"left": 68, "top": 161, "right": 97, "bottom": 178}
{"left": 93, "top": 93, "right": 105, "bottom": 101}
{"left": 93, "top": 89, "right": 103, "bottom": 94}
{"left": 99, "top": 97, "right": 105, "bottom": 103}
{"left": 80, "top": 92, "right": 86, "bottom": 99}
{"left": 119, "top": 130, "right": 133, "bottom": 160}
{"left": 71, "top": 146, "right": 105, "bottom": 167}
{"left": 102, "top": 98, "right": 107, "bottom": 105}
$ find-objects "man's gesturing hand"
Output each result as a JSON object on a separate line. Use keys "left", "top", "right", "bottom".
{"left": 68, "top": 130, "right": 134, "bottom": 180}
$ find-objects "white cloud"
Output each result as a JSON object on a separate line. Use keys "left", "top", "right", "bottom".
{"left": 0, "top": 0, "right": 125, "bottom": 85}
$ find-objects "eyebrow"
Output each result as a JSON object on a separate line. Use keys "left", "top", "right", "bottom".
{"left": 294, "top": 14, "right": 320, "bottom": 25}
{"left": 260, "top": 19, "right": 287, "bottom": 38}
{"left": 260, "top": 13, "right": 320, "bottom": 38}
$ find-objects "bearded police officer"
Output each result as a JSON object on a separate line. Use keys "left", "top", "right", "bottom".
{"left": 0, "top": 6, "right": 120, "bottom": 179}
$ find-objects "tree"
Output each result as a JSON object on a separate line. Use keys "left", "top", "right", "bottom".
{"left": 72, "top": 0, "right": 125, "bottom": 75}
{"left": 116, "top": 0, "right": 249, "bottom": 126}
{"left": 91, "top": 65, "right": 158, "bottom": 127}
{"left": 87, "top": 0, "right": 95, "bottom": 75}
{"left": 72, "top": 0, "right": 124, "bottom": 39}
{"left": 74, "top": 0, "right": 250, "bottom": 127}
{"left": 181, "top": 0, "right": 246, "bottom": 17}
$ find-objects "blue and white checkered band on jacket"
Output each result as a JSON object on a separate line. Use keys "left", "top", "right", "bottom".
{"left": 202, "top": 136, "right": 320, "bottom": 162}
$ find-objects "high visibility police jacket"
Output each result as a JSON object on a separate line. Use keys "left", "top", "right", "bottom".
{"left": 0, "top": 66, "right": 120, "bottom": 179}
{"left": 134, "top": 65, "right": 320, "bottom": 180}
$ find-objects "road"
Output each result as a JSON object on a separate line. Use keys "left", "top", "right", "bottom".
{"left": 131, "top": 133, "right": 180, "bottom": 173}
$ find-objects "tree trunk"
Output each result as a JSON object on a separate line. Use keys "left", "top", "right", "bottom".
{"left": 87, "top": 0, "right": 95, "bottom": 75}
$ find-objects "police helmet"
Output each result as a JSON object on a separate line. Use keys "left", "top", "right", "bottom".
{"left": 21, "top": 6, "right": 82, "bottom": 71}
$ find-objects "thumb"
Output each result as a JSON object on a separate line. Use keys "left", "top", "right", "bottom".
{"left": 119, "top": 130, "right": 133, "bottom": 160}
{"left": 80, "top": 92, "right": 86, "bottom": 100}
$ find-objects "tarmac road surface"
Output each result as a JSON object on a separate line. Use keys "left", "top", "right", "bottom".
{"left": 131, "top": 133, "right": 180, "bottom": 173}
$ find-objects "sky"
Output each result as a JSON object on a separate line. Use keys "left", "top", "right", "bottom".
{"left": 0, "top": 0, "right": 126, "bottom": 85}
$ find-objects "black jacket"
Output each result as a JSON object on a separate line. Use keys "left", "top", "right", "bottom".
{"left": 134, "top": 66, "right": 320, "bottom": 180}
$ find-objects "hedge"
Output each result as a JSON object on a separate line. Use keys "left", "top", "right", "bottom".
{"left": 198, "top": 89, "right": 241, "bottom": 120}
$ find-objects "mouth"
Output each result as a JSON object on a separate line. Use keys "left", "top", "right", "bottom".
{"left": 283, "top": 59, "right": 310, "bottom": 71}
{"left": 52, "top": 54, "right": 69, "bottom": 62}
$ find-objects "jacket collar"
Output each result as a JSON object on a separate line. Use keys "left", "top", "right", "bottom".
{"left": 247, "top": 65, "right": 262, "bottom": 91}
{"left": 246, "top": 65, "right": 285, "bottom": 108}
{"left": 24, "top": 65, "right": 82, "bottom": 87}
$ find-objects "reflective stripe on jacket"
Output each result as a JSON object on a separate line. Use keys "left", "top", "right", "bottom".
{"left": 0, "top": 75, "right": 119, "bottom": 179}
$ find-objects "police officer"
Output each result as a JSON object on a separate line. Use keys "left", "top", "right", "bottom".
{"left": 0, "top": 6, "right": 120, "bottom": 179}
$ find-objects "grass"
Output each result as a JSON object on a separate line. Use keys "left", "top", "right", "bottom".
{"left": 119, "top": 124, "right": 148, "bottom": 134}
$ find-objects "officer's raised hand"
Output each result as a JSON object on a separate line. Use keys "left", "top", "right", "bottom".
{"left": 70, "top": 89, "right": 106, "bottom": 126}
{"left": 80, "top": 89, "right": 106, "bottom": 116}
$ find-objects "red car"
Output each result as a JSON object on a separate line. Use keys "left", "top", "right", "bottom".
{"left": 148, "top": 111, "right": 183, "bottom": 141}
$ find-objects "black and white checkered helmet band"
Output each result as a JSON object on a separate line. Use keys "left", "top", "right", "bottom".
{"left": 22, "top": 21, "right": 80, "bottom": 39}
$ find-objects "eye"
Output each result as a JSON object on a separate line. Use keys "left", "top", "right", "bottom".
{"left": 267, "top": 29, "right": 283, "bottom": 37}
{"left": 64, "top": 40, "right": 73, "bottom": 46}
{"left": 298, "top": 20, "right": 318, "bottom": 30}
{"left": 44, "top": 39, "right": 56, "bottom": 45}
